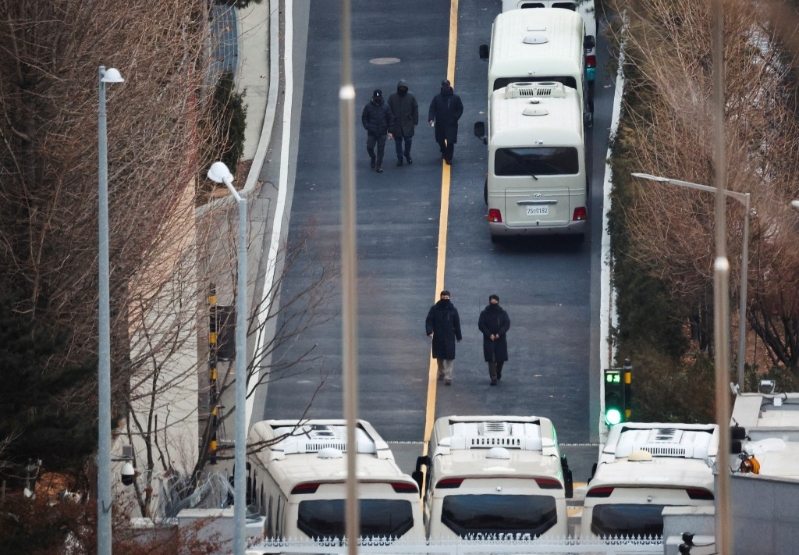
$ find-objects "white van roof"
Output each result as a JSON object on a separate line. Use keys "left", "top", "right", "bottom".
{"left": 248, "top": 419, "right": 415, "bottom": 494}
{"left": 589, "top": 423, "right": 717, "bottom": 490}
{"left": 430, "top": 416, "right": 563, "bottom": 480}
{"left": 490, "top": 82, "right": 583, "bottom": 147}
{"left": 731, "top": 392, "right": 799, "bottom": 479}
{"left": 490, "top": 8, "right": 584, "bottom": 80}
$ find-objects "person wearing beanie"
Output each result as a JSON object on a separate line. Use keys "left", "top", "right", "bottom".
{"left": 361, "top": 88, "right": 394, "bottom": 173}
{"left": 388, "top": 79, "right": 419, "bottom": 166}
{"left": 425, "top": 290, "right": 462, "bottom": 385}
{"left": 427, "top": 79, "right": 464, "bottom": 165}
{"left": 478, "top": 294, "right": 511, "bottom": 386}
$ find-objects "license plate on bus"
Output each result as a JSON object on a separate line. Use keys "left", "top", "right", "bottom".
{"left": 526, "top": 206, "right": 549, "bottom": 216}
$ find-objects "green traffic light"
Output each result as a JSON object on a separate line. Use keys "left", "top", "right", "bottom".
{"left": 605, "top": 408, "right": 622, "bottom": 426}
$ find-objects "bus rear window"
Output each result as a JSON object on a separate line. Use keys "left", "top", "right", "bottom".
{"left": 591, "top": 504, "right": 672, "bottom": 538}
{"left": 493, "top": 76, "right": 578, "bottom": 92}
{"left": 297, "top": 499, "right": 414, "bottom": 540}
{"left": 442, "top": 494, "right": 557, "bottom": 537}
{"left": 495, "top": 147, "right": 579, "bottom": 176}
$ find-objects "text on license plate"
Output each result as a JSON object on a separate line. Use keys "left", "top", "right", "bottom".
{"left": 526, "top": 206, "right": 549, "bottom": 216}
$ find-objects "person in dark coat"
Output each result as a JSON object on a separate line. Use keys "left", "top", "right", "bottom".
{"left": 425, "top": 290, "right": 462, "bottom": 385}
{"left": 427, "top": 79, "right": 463, "bottom": 165}
{"left": 361, "top": 89, "right": 394, "bottom": 173}
{"left": 478, "top": 294, "right": 511, "bottom": 386}
{"left": 388, "top": 79, "right": 419, "bottom": 166}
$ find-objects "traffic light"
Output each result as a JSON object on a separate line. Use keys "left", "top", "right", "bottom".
{"left": 604, "top": 369, "right": 625, "bottom": 425}
{"left": 604, "top": 360, "right": 632, "bottom": 426}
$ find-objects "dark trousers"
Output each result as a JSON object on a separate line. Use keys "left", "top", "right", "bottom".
{"left": 366, "top": 134, "right": 387, "bottom": 165}
{"left": 488, "top": 361, "right": 504, "bottom": 380}
{"left": 437, "top": 139, "right": 454, "bottom": 162}
{"left": 394, "top": 135, "right": 413, "bottom": 159}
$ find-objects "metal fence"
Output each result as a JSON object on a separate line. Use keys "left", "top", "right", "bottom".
{"left": 246, "top": 537, "right": 663, "bottom": 555}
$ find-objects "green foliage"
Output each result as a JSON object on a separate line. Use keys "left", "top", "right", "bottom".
{"left": 213, "top": 71, "right": 247, "bottom": 173}
{"left": 606, "top": 39, "right": 704, "bottom": 422}
{"left": 626, "top": 348, "right": 718, "bottom": 424}
{"left": 0, "top": 293, "right": 96, "bottom": 477}
{"left": 608, "top": 83, "right": 689, "bottom": 361}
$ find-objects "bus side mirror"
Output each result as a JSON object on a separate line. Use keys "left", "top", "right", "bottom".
{"left": 584, "top": 35, "right": 596, "bottom": 50}
{"left": 588, "top": 462, "right": 597, "bottom": 483}
{"left": 411, "top": 471, "right": 424, "bottom": 495}
{"left": 474, "top": 121, "right": 487, "bottom": 145}
{"left": 561, "top": 455, "right": 574, "bottom": 499}
{"left": 479, "top": 44, "right": 489, "bottom": 61}
{"left": 413, "top": 456, "right": 431, "bottom": 497}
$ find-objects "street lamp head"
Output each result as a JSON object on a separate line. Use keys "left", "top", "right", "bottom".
{"left": 207, "top": 161, "right": 234, "bottom": 187}
{"left": 100, "top": 67, "right": 124, "bottom": 83}
{"left": 791, "top": 200, "right": 799, "bottom": 210}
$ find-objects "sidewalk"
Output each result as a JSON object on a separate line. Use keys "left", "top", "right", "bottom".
{"left": 198, "top": 0, "right": 281, "bottom": 471}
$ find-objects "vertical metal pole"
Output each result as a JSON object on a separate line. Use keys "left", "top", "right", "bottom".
{"left": 736, "top": 194, "right": 750, "bottom": 390}
{"left": 97, "top": 65, "right": 113, "bottom": 555}
{"left": 711, "top": 0, "right": 732, "bottom": 551}
{"left": 340, "top": 0, "right": 360, "bottom": 552}
{"left": 234, "top": 196, "right": 247, "bottom": 555}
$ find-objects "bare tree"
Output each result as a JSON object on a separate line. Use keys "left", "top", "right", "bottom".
{"left": 117, "top": 192, "right": 339, "bottom": 518}
{"left": 610, "top": 0, "right": 799, "bottom": 370}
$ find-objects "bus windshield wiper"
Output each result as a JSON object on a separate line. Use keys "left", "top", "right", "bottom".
{"left": 506, "top": 150, "right": 538, "bottom": 180}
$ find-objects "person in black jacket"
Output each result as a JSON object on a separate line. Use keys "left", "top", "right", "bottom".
{"left": 425, "top": 290, "right": 462, "bottom": 385}
{"left": 388, "top": 80, "right": 419, "bottom": 166}
{"left": 361, "top": 89, "right": 394, "bottom": 173}
{"left": 478, "top": 294, "right": 511, "bottom": 386}
{"left": 428, "top": 79, "right": 463, "bottom": 165}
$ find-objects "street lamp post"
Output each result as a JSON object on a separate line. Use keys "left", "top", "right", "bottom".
{"left": 207, "top": 161, "right": 247, "bottom": 555}
{"left": 631, "top": 173, "right": 751, "bottom": 389}
{"left": 97, "top": 65, "right": 124, "bottom": 555}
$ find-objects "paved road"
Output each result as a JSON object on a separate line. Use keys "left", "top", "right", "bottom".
{"left": 262, "top": 0, "right": 615, "bottom": 479}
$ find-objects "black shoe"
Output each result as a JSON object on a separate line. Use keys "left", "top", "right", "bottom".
{"left": 497, "top": 372, "right": 502, "bottom": 380}
{"left": 397, "top": 158, "right": 403, "bottom": 166}
{"left": 445, "top": 379, "right": 452, "bottom": 386}
{"left": 444, "top": 158, "right": 452, "bottom": 165}
{"left": 405, "top": 156, "right": 412, "bottom": 164}
{"left": 490, "top": 379, "right": 497, "bottom": 386}
{"left": 376, "top": 165, "right": 383, "bottom": 173}
{"left": 370, "top": 158, "right": 376, "bottom": 168}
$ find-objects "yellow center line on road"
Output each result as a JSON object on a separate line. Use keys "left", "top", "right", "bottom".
{"left": 422, "top": 0, "right": 459, "bottom": 459}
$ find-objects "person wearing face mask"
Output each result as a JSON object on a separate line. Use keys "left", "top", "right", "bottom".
{"left": 361, "top": 89, "right": 394, "bottom": 173}
{"left": 387, "top": 80, "right": 419, "bottom": 166}
{"left": 428, "top": 79, "right": 463, "bottom": 165}
{"left": 425, "top": 290, "right": 462, "bottom": 386}
{"left": 478, "top": 294, "right": 510, "bottom": 386}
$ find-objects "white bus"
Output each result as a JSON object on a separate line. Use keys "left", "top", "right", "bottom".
{"left": 480, "top": 8, "right": 593, "bottom": 126}
{"left": 246, "top": 419, "right": 425, "bottom": 542}
{"left": 501, "top": 0, "right": 597, "bottom": 84}
{"left": 414, "top": 415, "right": 573, "bottom": 539}
{"left": 581, "top": 423, "right": 717, "bottom": 539}
{"left": 474, "top": 81, "right": 587, "bottom": 241}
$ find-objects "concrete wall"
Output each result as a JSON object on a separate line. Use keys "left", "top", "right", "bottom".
{"left": 730, "top": 474, "right": 799, "bottom": 554}
{"left": 122, "top": 181, "right": 200, "bottom": 516}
